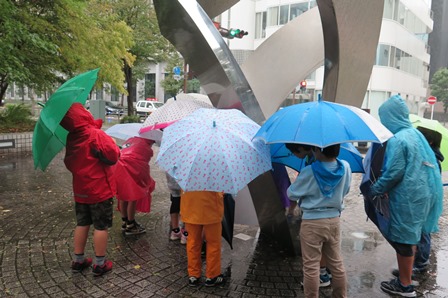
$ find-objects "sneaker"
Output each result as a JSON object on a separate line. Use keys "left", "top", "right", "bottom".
{"left": 392, "top": 267, "right": 426, "bottom": 278}
{"left": 319, "top": 272, "right": 331, "bottom": 287}
{"left": 125, "top": 222, "right": 146, "bottom": 236}
{"left": 92, "top": 260, "right": 113, "bottom": 277}
{"left": 121, "top": 221, "right": 126, "bottom": 231}
{"left": 170, "top": 229, "right": 182, "bottom": 241}
{"left": 380, "top": 278, "right": 416, "bottom": 297}
{"left": 181, "top": 229, "right": 188, "bottom": 244}
{"left": 205, "top": 274, "right": 225, "bottom": 287}
{"left": 188, "top": 276, "right": 200, "bottom": 287}
{"left": 71, "top": 258, "right": 92, "bottom": 273}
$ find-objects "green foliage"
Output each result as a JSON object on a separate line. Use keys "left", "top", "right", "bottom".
{"left": 187, "top": 78, "right": 201, "bottom": 93}
{"left": 0, "top": 0, "right": 135, "bottom": 104}
{"left": 430, "top": 68, "right": 448, "bottom": 113}
{"left": 160, "top": 54, "right": 184, "bottom": 96}
{"left": 0, "top": 104, "right": 36, "bottom": 132}
{"left": 120, "top": 115, "right": 141, "bottom": 124}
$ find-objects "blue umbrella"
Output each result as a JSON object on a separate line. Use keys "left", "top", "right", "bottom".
{"left": 254, "top": 98, "right": 393, "bottom": 147}
{"left": 270, "top": 142, "right": 365, "bottom": 173}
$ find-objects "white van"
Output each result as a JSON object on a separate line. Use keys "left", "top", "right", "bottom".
{"left": 135, "top": 100, "right": 164, "bottom": 117}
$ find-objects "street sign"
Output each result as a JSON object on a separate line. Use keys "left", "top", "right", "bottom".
{"left": 427, "top": 96, "right": 437, "bottom": 105}
{"left": 173, "top": 66, "right": 181, "bottom": 76}
{"left": 173, "top": 74, "right": 181, "bottom": 81}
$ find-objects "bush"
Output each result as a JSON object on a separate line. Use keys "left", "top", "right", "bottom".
{"left": 0, "top": 104, "right": 36, "bottom": 133}
{"left": 120, "top": 115, "right": 141, "bottom": 124}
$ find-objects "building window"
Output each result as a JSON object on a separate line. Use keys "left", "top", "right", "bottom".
{"left": 96, "top": 88, "right": 103, "bottom": 100}
{"left": 376, "top": 44, "right": 390, "bottom": 66}
{"left": 279, "top": 5, "right": 289, "bottom": 25}
{"left": 290, "top": 3, "right": 308, "bottom": 20}
{"left": 145, "top": 73, "right": 156, "bottom": 99}
{"left": 255, "top": 12, "right": 267, "bottom": 39}
{"left": 267, "top": 6, "right": 279, "bottom": 27}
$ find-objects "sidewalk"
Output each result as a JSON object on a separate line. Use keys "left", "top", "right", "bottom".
{"left": 0, "top": 150, "right": 447, "bottom": 297}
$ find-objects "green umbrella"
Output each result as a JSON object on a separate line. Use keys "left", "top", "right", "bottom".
{"left": 33, "top": 68, "right": 99, "bottom": 171}
{"left": 409, "top": 114, "right": 448, "bottom": 171}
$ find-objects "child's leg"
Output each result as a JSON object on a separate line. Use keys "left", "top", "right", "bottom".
{"left": 185, "top": 223, "right": 203, "bottom": 278}
{"left": 322, "top": 217, "right": 347, "bottom": 298}
{"left": 119, "top": 200, "right": 128, "bottom": 220}
{"left": 127, "top": 201, "right": 137, "bottom": 222}
{"left": 91, "top": 199, "right": 113, "bottom": 265}
{"left": 73, "top": 202, "right": 92, "bottom": 256}
{"left": 170, "top": 195, "right": 181, "bottom": 230}
{"left": 74, "top": 225, "right": 90, "bottom": 254}
{"left": 203, "top": 222, "right": 222, "bottom": 279}
{"left": 300, "top": 219, "right": 325, "bottom": 297}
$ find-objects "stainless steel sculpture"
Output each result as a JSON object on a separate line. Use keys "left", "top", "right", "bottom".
{"left": 153, "top": 0, "right": 383, "bottom": 254}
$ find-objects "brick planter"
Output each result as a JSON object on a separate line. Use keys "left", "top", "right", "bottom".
{"left": 0, "top": 132, "right": 33, "bottom": 156}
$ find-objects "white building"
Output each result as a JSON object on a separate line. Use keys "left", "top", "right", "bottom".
{"left": 216, "top": 0, "right": 433, "bottom": 118}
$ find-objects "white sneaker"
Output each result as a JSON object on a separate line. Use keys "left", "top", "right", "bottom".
{"left": 180, "top": 228, "right": 188, "bottom": 244}
{"left": 170, "top": 230, "right": 182, "bottom": 240}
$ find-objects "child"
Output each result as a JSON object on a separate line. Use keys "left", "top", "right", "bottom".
{"left": 60, "top": 103, "right": 120, "bottom": 276}
{"left": 181, "top": 190, "right": 225, "bottom": 287}
{"left": 166, "top": 173, "right": 187, "bottom": 244}
{"left": 285, "top": 143, "right": 331, "bottom": 287}
{"left": 116, "top": 137, "right": 156, "bottom": 236}
{"left": 287, "top": 144, "right": 351, "bottom": 297}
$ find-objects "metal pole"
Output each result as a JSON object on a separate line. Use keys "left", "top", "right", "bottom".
{"left": 183, "top": 63, "right": 188, "bottom": 93}
{"left": 431, "top": 104, "right": 434, "bottom": 120}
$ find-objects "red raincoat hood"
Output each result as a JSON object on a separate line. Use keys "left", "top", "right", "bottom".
{"left": 60, "top": 103, "right": 102, "bottom": 132}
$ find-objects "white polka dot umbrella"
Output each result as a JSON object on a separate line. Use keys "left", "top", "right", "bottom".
{"left": 139, "top": 93, "right": 214, "bottom": 135}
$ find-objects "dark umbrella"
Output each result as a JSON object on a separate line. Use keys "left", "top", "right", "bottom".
{"left": 222, "top": 193, "right": 235, "bottom": 249}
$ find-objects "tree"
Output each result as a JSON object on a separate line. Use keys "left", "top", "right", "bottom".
{"left": 112, "top": 0, "right": 174, "bottom": 115}
{"left": 0, "top": 0, "right": 134, "bottom": 105}
{"left": 430, "top": 68, "right": 448, "bottom": 113}
{"left": 161, "top": 53, "right": 184, "bottom": 97}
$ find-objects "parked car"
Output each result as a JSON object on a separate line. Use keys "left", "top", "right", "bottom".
{"left": 136, "top": 100, "right": 164, "bottom": 117}
{"left": 105, "top": 101, "right": 124, "bottom": 116}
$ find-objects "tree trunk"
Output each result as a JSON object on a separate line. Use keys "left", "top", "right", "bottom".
{"left": 124, "top": 63, "right": 134, "bottom": 116}
{"left": 0, "top": 75, "right": 8, "bottom": 106}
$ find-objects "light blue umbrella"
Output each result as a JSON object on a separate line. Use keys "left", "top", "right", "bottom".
{"left": 254, "top": 98, "right": 393, "bottom": 147}
{"left": 156, "top": 108, "right": 272, "bottom": 194}
{"left": 270, "top": 142, "right": 365, "bottom": 173}
{"left": 105, "top": 123, "right": 142, "bottom": 140}
{"left": 105, "top": 123, "right": 163, "bottom": 142}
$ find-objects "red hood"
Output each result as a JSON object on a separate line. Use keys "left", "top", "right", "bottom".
{"left": 60, "top": 103, "right": 102, "bottom": 132}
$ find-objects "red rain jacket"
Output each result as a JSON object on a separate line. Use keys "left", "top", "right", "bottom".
{"left": 60, "top": 103, "right": 120, "bottom": 204}
{"left": 116, "top": 137, "right": 155, "bottom": 213}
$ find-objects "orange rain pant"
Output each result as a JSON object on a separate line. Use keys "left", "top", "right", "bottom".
{"left": 185, "top": 222, "right": 222, "bottom": 279}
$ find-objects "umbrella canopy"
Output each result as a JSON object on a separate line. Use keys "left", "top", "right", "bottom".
{"left": 270, "top": 142, "right": 365, "bottom": 173}
{"left": 32, "top": 69, "right": 99, "bottom": 171}
{"left": 105, "top": 123, "right": 142, "bottom": 140}
{"left": 254, "top": 99, "right": 393, "bottom": 147}
{"left": 139, "top": 94, "right": 214, "bottom": 133}
{"left": 409, "top": 114, "right": 448, "bottom": 171}
{"left": 156, "top": 108, "right": 272, "bottom": 194}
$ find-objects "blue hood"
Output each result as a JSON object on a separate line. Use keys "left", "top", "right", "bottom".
{"left": 378, "top": 95, "right": 413, "bottom": 134}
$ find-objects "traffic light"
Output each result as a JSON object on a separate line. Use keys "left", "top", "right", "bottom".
{"left": 299, "top": 80, "right": 307, "bottom": 91}
{"left": 216, "top": 24, "right": 248, "bottom": 39}
{"left": 229, "top": 28, "right": 248, "bottom": 39}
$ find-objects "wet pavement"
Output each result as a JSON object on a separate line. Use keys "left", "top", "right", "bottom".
{"left": 1, "top": 142, "right": 448, "bottom": 297}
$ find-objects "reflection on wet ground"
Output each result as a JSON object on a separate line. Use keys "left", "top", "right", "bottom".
{"left": 0, "top": 152, "right": 447, "bottom": 297}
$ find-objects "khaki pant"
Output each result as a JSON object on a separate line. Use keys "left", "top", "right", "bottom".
{"left": 185, "top": 222, "right": 222, "bottom": 279}
{"left": 300, "top": 217, "right": 347, "bottom": 298}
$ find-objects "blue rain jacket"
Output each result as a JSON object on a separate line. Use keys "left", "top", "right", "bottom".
{"left": 371, "top": 95, "right": 443, "bottom": 244}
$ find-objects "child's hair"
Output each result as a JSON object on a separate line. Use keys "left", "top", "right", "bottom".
{"left": 417, "top": 126, "right": 442, "bottom": 148}
{"left": 320, "top": 144, "right": 341, "bottom": 158}
{"left": 285, "top": 143, "right": 313, "bottom": 153}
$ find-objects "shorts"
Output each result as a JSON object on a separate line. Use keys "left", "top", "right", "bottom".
{"left": 75, "top": 198, "right": 113, "bottom": 230}
{"left": 170, "top": 195, "right": 181, "bottom": 214}
{"left": 386, "top": 238, "right": 414, "bottom": 257}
